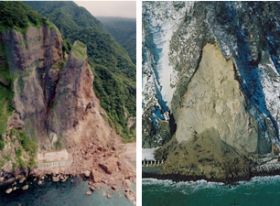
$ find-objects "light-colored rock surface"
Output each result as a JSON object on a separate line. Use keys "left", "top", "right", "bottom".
{"left": 175, "top": 44, "right": 260, "bottom": 153}
{"left": 5, "top": 188, "right": 13, "bottom": 194}
{"left": 22, "top": 184, "right": 29, "bottom": 191}
{"left": 18, "top": 176, "right": 26, "bottom": 184}
{"left": 83, "top": 170, "right": 91, "bottom": 178}
{"left": 52, "top": 176, "right": 59, "bottom": 182}
{"left": 48, "top": 41, "right": 95, "bottom": 138}
{"left": 86, "top": 190, "right": 92, "bottom": 196}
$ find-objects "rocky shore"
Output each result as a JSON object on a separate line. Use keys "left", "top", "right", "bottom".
{"left": 0, "top": 172, "right": 134, "bottom": 202}
{"left": 142, "top": 159, "right": 280, "bottom": 185}
{"left": 0, "top": 143, "right": 136, "bottom": 205}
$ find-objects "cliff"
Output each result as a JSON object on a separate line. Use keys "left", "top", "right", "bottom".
{"left": 26, "top": 1, "right": 136, "bottom": 142}
{"left": 2, "top": 24, "right": 63, "bottom": 148}
{"left": 175, "top": 44, "right": 259, "bottom": 153}
{"left": 143, "top": 1, "right": 280, "bottom": 181}
{"left": 0, "top": 4, "right": 135, "bottom": 200}
{"left": 0, "top": 24, "right": 87, "bottom": 166}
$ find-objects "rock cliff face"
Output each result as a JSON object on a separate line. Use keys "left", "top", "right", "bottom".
{"left": 48, "top": 41, "right": 94, "bottom": 138}
{"left": 26, "top": 1, "right": 136, "bottom": 142}
{"left": 0, "top": 22, "right": 118, "bottom": 160}
{"left": 143, "top": 2, "right": 280, "bottom": 180}
{"left": 0, "top": 3, "right": 135, "bottom": 200}
{"left": 1, "top": 24, "right": 63, "bottom": 148}
{"left": 175, "top": 44, "right": 259, "bottom": 153}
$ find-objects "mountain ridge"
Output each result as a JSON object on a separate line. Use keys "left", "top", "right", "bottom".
{"left": 98, "top": 16, "right": 136, "bottom": 63}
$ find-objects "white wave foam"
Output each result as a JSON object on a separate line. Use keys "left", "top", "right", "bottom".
{"left": 143, "top": 178, "right": 224, "bottom": 188}
{"left": 143, "top": 175, "right": 280, "bottom": 192}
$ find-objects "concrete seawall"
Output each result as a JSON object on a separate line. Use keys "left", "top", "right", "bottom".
{"left": 36, "top": 149, "right": 73, "bottom": 170}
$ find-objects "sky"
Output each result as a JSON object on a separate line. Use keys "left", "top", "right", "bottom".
{"left": 74, "top": 1, "right": 136, "bottom": 18}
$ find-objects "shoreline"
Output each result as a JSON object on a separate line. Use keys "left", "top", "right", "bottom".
{"left": 0, "top": 142, "right": 136, "bottom": 204}
{"left": 0, "top": 175, "right": 134, "bottom": 206}
{"left": 143, "top": 167, "right": 280, "bottom": 185}
{"left": 0, "top": 171, "right": 135, "bottom": 203}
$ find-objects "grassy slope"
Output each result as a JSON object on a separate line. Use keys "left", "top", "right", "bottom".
{"left": 26, "top": 2, "right": 136, "bottom": 141}
{"left": 98, "top": 17, "right": 136, "bottom": 64}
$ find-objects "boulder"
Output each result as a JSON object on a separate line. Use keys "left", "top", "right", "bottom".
{"left": 89, "top": 186, "right": 95, "bottom": 192}
{"left": 22, "top": 185, "right": 29, "bottom": 191}
{"left": 83, "top": 170, "right": 91, "bottom": 178}
{"left": 98, "top": 163, "right": 112, "bottom": 175}
{"left": 91, "top": 170, "right": 102, "bottom": 183}
{"left": 18, "top": 176, "right": 26, "bottom": 184}
{"left": 0, "top": 177, "right": 5, "bottom": 182}
{"left": 85, "top": 190, "right": 92, "bottom": 196}
{"left": 5, "top": 188, "right": 13, "bottom": 194}
{"left": 52, "top": 176, "right": 60, "bottom": 182}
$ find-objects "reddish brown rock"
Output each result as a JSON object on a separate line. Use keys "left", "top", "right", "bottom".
{"left": 98, "top": 163, "right": 112, "bottom": 175}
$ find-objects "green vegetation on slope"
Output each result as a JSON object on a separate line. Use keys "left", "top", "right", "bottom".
{"left": 0, "top": 1, "right": 43, "bottom": 31}
{"left": 94, "top": 65, "right": 136, "bottom": 140}
{"left": 11, "top": 129, "right": 37, "bottom": 168}
{"left": 0, "top": 34, "right": 13, "bottom": 149}
{"left": 98, "top": 17, "right": 136, "bottom": 64}
{"left": 26, "top": 2, "right": 136, "bottom": 141}
{"left": 71, "top": 40, "right": 87, "bottom": 60}
{"left": 0, "top": 88, "right": 12, "bottom": 136}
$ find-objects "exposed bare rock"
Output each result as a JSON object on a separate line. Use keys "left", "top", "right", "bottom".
{"left": 5, "top": 187, "right": 13, "bottom": 194}
{"left": 52, "top": 176, "right": 59, "bottom": 182}
{"left": 0, "top": 76, "right": 9, "bottom": 87}
{"left": 1, "top": 24, "right": 63, "bottom": 148}
{"left": 175, "top": 44, "right": 260, "bottom": 153}
{"left": 86, "top": 190, "right": 92, "bottom": 196}
{"left": 0, "top": 177, "right": 4, "bottom": 182}
{"left": 48, "top": 41, "right": 94, "bottom": 137}
{"left": 18, "top": 176, "right": 26, "bottom": 184}
{"left": 22, "top": 184, "right": 29, "bottom": 191}
{"left": 83, "top": 170, "right": 91, "bottom": 178}
{"left": 98, "top": 163, "right": 112, "bottom": 175}
{"left": 0, "top": 22, "right": 135, "bottom": 203}
{"left": 8, "top": 113, "right": 24, "bottom": 130}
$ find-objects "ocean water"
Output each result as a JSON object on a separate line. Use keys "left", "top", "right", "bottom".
{"left": 0, "top": 177, "right": 132, "bottom": 206}
{"left": 143, "top": 176, "right": 280, "bottom": 206}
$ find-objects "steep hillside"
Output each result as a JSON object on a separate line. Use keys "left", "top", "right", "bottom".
{"left": 26, "top": 1, "right": 136, "bottom": 141}
{"left": 98, "top": 17, "right": 136, "bottom": 64}
{"left": 143, "top": 1, "right": 280, "bottom": 181}
{"left": 0, "top": 2, "right": 135, "bottom": 199}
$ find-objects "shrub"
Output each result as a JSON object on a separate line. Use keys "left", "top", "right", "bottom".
{"left": 0, "top": 2, "right": 43, "bottom": 31}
